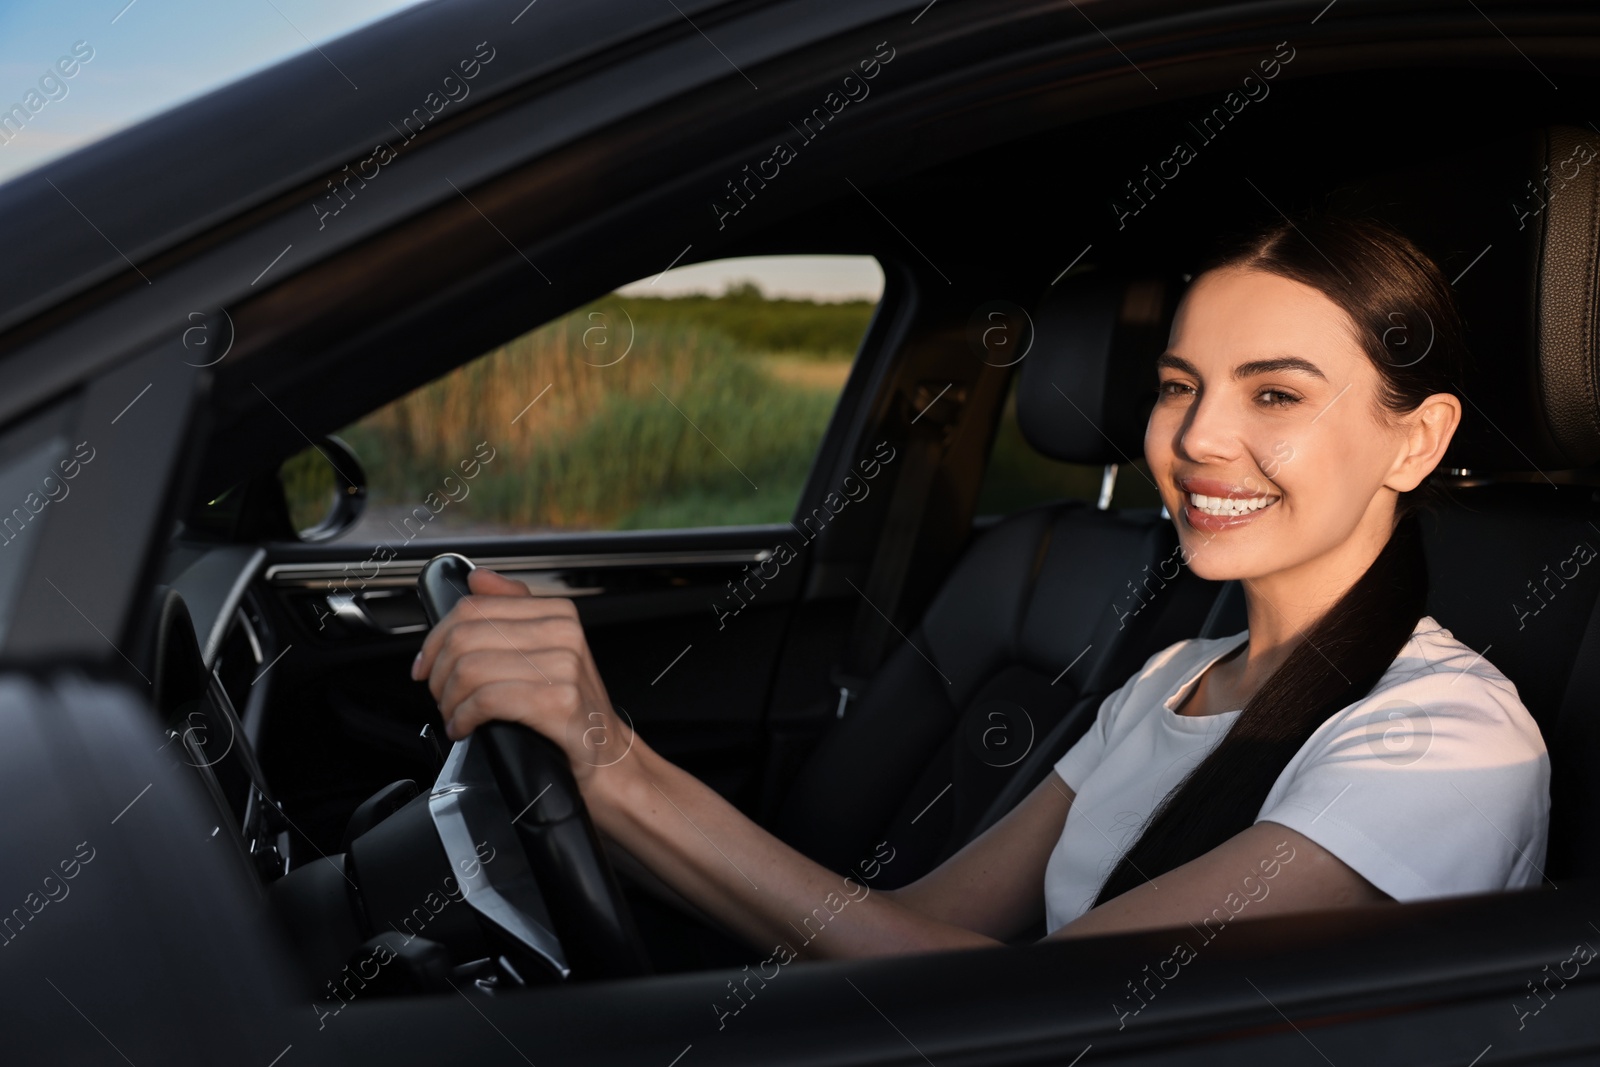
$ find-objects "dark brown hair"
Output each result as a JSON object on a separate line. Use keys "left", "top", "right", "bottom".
{"left": 1090, "top": 214, "right": 1466, "bottom": 907}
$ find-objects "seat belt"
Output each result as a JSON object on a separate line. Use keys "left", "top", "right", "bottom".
{"left": 831, "top": 380, "right": 966, "bottom": 717}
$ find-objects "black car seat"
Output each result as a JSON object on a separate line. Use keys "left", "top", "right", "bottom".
{"left": 770, "top": 271, "right": 1227, "bottom": 886}
{"left": 1413, "top": 126, "right": 1600, "bottom": 884}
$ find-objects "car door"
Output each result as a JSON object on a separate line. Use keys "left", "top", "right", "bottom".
{"left": 238, "top": 253, "right": 909, "bottom": 861}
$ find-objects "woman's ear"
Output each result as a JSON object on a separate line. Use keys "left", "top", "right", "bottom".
{"left": 1385, "top": 392, "right": 1462, "bottom": 492}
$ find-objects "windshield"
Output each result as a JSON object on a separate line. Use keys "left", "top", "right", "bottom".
{"left": 0, "top": 0, "right": 428, "bottom": 187}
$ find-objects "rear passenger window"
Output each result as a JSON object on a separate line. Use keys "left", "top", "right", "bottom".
{"left": 974, "top": 374, "right": 1162, "bottom": 517}
{"left": 284, "top": 255, "right": 883, "bottom": 540}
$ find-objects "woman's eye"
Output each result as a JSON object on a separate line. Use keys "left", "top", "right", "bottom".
{"left": 1158, "top": 380, "right": 1193, "bottom": 398}
{"left": 1258, "top": 389, "right": 1301, "bottom": 407}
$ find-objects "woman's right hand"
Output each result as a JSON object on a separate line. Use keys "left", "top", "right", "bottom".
{"left": 411, "top": 566, "right": 644, "bottom": 801}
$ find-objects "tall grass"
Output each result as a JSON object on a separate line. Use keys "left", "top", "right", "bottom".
{"left": 333, "top": 295, "right": 845, "bottom": 531}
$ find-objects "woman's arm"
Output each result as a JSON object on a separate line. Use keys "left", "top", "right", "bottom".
{"left": 413, "top": 570, "right": 1071, "bottom": 960}
{"left": 879, "top": 771, "right": 1075, "bottom": 941}
{"left": 591, "top": 736, "right": 1049, "bottom": 958}
{"left": 599, "top": 752, "right": 1076, "bottom": 947}
{"left": 1043, "top": 820, "right": 1393, "bottom": 942}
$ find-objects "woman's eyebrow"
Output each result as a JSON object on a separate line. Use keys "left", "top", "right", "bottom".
{"left": 1155, "top": 352, "right": 1198, "bottom": 375}
{"left": 1233, "top": 356, "right": 1327, "bottom": 381}
{"left": 1154, "top": 353, "right": 1328, "bottom": 381}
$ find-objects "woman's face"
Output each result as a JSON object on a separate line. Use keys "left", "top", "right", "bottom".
{"left": 1145, "top": 265, "right": 1415, "bottom": 584}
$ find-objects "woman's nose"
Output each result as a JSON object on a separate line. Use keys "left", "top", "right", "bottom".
{"left": 1175, "top": 390, "right": 1241, "bottom": 464}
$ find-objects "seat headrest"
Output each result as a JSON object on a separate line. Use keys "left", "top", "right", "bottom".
{"left": 1344, "top": 124, "right": 1600, "bottom": 473}
{"left": 1525, "top": 125, "right": 1600, "bottom": 470}
{"left": 1015, "top": 272, "right": 1181, "bottom": 466}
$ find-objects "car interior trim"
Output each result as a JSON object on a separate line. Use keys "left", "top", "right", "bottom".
{"left": 262, "top": 547, "right": 777, "bottom": 587}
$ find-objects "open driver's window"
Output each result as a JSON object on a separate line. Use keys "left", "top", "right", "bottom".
{"left": 282, "top": 255, "right": 884, "bottom": 540}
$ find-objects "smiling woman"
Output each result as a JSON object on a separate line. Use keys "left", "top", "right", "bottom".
{"left": 1065, "top": 214, "right": 1546, "bottom": 921}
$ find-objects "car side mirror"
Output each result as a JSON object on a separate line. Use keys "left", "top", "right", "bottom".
{"left": 278, "top": 434, "right": 367, "bottom": 542}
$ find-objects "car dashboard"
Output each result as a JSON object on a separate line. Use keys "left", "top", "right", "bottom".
{"left": 154, "top": 537, "right": 585, "bottom": 995}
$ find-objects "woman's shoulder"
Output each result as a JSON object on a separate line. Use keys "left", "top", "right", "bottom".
{"left": 1344, "top": 614, "right": 1547, "bottom": 756}
{"left": 1384, "top": 615, "right": 1520, "bottom": 699}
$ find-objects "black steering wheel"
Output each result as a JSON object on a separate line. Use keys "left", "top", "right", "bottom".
{"left": 418, "top": 553, "right": 650, "bottom": 980}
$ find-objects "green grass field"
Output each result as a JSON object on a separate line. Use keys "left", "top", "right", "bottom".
{"left": 281, "top": 283, "right": 1138, "bottom": 538}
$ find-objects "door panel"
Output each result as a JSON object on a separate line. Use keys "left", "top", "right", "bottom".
{"left": 254, "top": 524, "right": 805, "bottom": 857}
{"left": 328, "top": 878, "right": 1600, "bottom": 1066}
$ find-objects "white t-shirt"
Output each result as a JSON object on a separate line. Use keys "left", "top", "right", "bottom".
{"left": 1042, "top": 615, "right": 1551, "bottom": 933}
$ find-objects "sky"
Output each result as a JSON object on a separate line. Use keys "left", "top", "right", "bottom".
{"left": 0, "top": 0, "right": 886, "bottom": 304}
{"left": 615, "top": 255, "right": 884, "bottom": 302}
{"left": 0, "top": 0, "right": 427, "bottom": 185}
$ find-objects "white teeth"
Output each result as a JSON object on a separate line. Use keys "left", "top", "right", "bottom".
{"left": 1188, "top": 492, "right": 1277, "bottom": 517}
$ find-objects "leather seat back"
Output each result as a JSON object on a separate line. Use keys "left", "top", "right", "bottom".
{"left": 1421, "top": 126, "right": 1600, "bottom": 881}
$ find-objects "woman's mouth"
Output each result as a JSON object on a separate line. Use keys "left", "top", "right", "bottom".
{"left": 1178, "top": 483, "right": 1280, "bottom": 532}
{"left": 1187, "top": 492, "right": 1277, "bottom": 517}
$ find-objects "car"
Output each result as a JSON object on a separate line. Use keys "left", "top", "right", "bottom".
{"left": 1, "top": 0, "right": 1598, "bottom": 1064}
